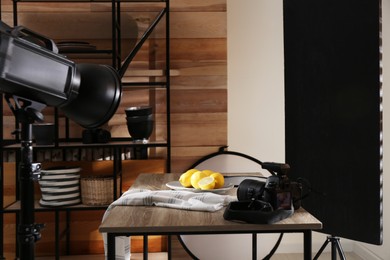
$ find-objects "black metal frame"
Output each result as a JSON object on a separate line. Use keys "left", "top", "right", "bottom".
{"left": 187, "top": 146, "right": 264, "bottom": 171}
{"left": 106, "top": 229, "right": 313, "bottom": 260}
{"left": 313, "top": 235, "right": 346, "bottom": 260}
{"left": 11, "top": 0, "right": 171, "bottom": 165}
{"left": 1, "top": 0, "right": 171, "bottom": 258}
{"left": 181, "top": 146, "right": 285, "bottom": 260}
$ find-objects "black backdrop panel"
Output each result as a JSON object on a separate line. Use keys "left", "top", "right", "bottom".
{"left": 283, "top": 0, "right": 382, "bottom": 244}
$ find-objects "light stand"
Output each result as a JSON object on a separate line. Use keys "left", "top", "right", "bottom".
{"left": 5, "top": 96, "right": 46, "bottom": 260}
{"left": 0, "top": 19, "right": 135, "bottom": 259}
{"left": 313, "top": 235, "right": 346, "bottom": 260}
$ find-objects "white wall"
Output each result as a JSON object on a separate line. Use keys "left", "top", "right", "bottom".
{"left": 227, "top": 0, "right": 285, "bottom": 163}
{"left": 227, "top": 0, "right": 389, "bottom": 259}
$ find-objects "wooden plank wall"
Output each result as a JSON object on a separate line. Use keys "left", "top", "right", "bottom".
{"left": 1, "top": 0, "right": 227, "bottom": 171}
{"left": 169, "top": 0, "right": 227, "bottom": 172}
{"left": 1, "top": 0, "right": 227, "bottom": 257}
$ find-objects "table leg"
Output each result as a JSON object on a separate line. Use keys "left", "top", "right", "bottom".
{"left": 252, "top": 233, "right": 257, "bottom": 260}
{"left": 107, "top": 233, "right": 116, "bottom": 260}
{"left": 167, "top": 235, "right": 172, "bottom": 260}
{"left": 55, "top": 211, "right": 59, "bottom": 260}
{"left": 303, "top": 230, "right": 312, "bottom": 260}
{"left": 143, "top": 235, "right": 148, "bottom": 260}
{"left": 66, "top": 210, "right": 70, "bottom": 254}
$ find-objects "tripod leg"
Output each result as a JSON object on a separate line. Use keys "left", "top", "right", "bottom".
{"left": 314, "top": 236, "right": 347, "bottom": 260}
{"left": 331, "top": 238, "right": 337, "bottom": 260}
{"left": 313, "top": 238, "right": 330, "bottom": 260}
{"left": 335, "top": 238, "right": 347, "bottom": 260}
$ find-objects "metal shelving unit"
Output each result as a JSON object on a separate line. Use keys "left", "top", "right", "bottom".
{"left": 0, "top": 0, "right": 170, "bottom": 258}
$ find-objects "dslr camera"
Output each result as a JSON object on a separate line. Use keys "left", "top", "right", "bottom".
{"left": 237, "top": 162, "right": 302, "bottom": 210}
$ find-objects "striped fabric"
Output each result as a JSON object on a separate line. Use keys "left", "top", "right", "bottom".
{"left": 38, "top": 167, "right": 82, "bottom": 207}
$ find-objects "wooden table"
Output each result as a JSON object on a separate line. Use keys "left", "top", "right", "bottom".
{"left": 99, "top": 173, "right": 322, "bottom": 260}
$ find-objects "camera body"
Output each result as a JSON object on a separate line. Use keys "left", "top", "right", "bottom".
{"left": 237, "top": 163, "right": 302, "bottom": 210}
{"left": 264, "top": 174, "right": 302, "bottom": 210}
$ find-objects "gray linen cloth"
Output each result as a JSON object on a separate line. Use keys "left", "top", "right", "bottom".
{"left": 102, "top": 188, "right": 237, "bottom": 260}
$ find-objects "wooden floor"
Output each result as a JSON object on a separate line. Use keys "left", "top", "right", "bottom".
{"left": 38, "top": 252, "right": 364, "bottom": 259}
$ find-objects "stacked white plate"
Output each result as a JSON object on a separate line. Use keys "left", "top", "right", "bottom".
{"left": 38, "top": 167, "right": 82, "bottom": 207}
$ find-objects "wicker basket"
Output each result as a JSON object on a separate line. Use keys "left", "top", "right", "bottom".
{"left": 81, "top": 176, "right": 115, "bottom": 206}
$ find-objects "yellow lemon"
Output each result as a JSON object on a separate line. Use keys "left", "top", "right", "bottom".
{"left": 210, "top": 172, "right": 225, "bottom": 188}
{"left": 198, "top": 176, "right": 216, "bottom": 190}
{"left": 201, "top": 169, "right": 214, "bottom": 176}
{"left": 190, "top": 170, "right": 209, "bottom": 189}
{"left": 179, "top": 169, "right": 198, "bottom": 187}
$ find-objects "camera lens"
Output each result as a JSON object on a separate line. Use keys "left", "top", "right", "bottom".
{"left": 237, "top": 179, "right": 266, "bottom": 201}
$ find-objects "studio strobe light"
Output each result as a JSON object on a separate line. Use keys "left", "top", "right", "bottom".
{"left": 0, "top": 21, "right": 122, "bottom": 260}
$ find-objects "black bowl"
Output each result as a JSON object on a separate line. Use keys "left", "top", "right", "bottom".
{"left": 126, "top": 114, "right": 153, "bottom": 123}
{"left": 125, "top": 106, "right": 152, "bottom": 117}
{"left": 33, "top": 123, "right": 55, "bottom": 145}
{"left": 127, "top": 119, "right": 154, "bottom": 140}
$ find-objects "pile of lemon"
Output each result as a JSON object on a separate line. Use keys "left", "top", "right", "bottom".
{"left": 179, "top": 169, "right": 225, "bottom": 190}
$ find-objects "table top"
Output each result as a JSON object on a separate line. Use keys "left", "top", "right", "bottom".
{"left": 99, "top": 173, "right": 322, "bottom": 235}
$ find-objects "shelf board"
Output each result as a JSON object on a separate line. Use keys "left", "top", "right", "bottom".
{"left": 36, "top": 255, "right": 105, "bottom": 260}
{"left": 14, "top": 0, "right": 166, "bottom": 3}
{"left": 35, "top": 252, "right": 168, "bottom": 260}
{"left": 3, "top": 140, "right": 168, "bottom": 149}
{"left": 58, "top": 140, "right": 168, "bottom": 148}
{"left": 122, "top": 69, "right": 179, "bottom": 78}
{"left": 122, "top": 82, "right": 167, "bottom": 88}
{"left": 61, "top": 52, "right": 112, "bottom": 60}
{"left": 3, "top": 200, "right": 109, "bottom": 213}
